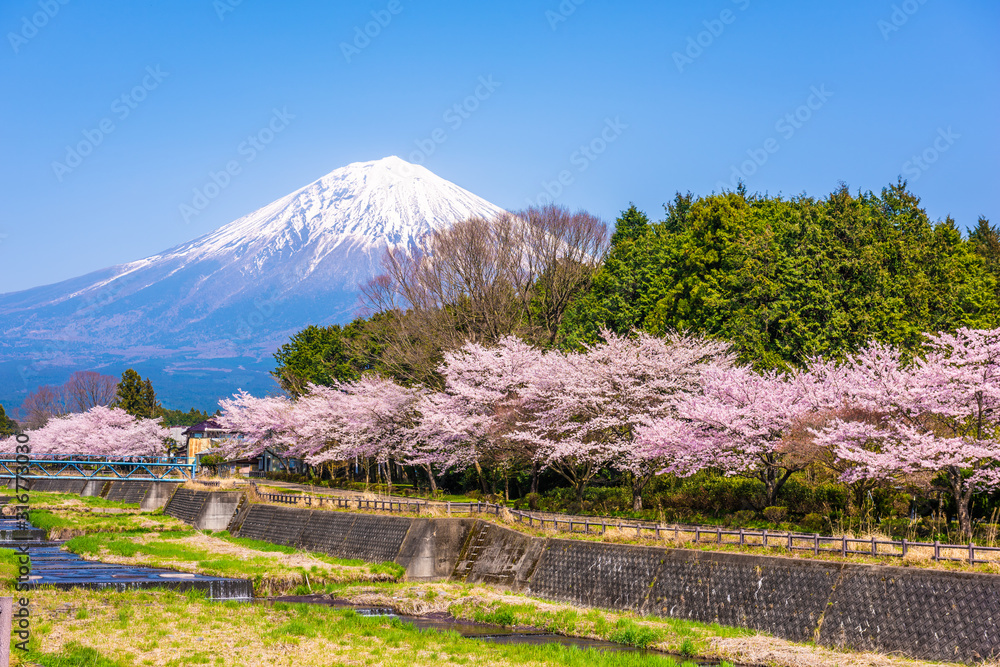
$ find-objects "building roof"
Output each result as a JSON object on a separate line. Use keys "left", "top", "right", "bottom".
{"left": 181, "top": 419, "right": 228, "bottom": 436}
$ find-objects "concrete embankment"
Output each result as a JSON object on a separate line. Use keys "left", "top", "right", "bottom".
{"left": 6, "top": 478, "right": 178, "bottom": 511}
{"left": 28, "top": 485, "right": 1000, "bottom": 663}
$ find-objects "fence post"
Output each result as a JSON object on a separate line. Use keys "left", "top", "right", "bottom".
{"left": 717, "top": 527, "right": 722, "bottom": 544}
{"left": 814, "top": 533, "right": 819, "bottom": 556}
{"left": 0, "top": 596, "right": 11, "bottom": 667}
{"left": 871, "top": 536, "right": 876, "bottom": 557}
{"left": 841, "top": 535, "right": 846, "bottom": 557}
{"left": 739, "top": 528, "right": 744, "bottom": 546}
{"left": 636, "top": 524, "right": 641, "bottom": 538}
{"left": 447, "top": 501, "right": 451, "bottom": 516}
{"left": 970, "top": 542, "right": 975, "bottom": 564}
{"left": 787, "top": 533, "right": 792, "bottom": 550}
{"left": 695, "top": 527, "right": 700, "bottom": 544}
{"left": 934, "top": 540, "right": 940, "bottom": 562}
{"left": 901, "top": 538, "right": 907, "bottom": 558}
{"left": 762, "top": 529, "right": 767, "bottom": 548}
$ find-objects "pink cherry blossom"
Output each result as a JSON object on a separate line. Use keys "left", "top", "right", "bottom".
{"left": 0, "top": 405, "right": 168, "bottom": 457}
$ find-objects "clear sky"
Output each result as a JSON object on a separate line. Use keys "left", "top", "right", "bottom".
{"left": 1, "top": 0, "right": 997, "bottom": 293}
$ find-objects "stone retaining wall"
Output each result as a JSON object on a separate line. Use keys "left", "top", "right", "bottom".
{"left": 232, "top": 504, "right": 999, "bottom": 662}
{"left": 6, "top": 478, "right": 176, "bottom": 509}
{"left": 163, "top": 489, "right": 240, "bottom": 530}
{"left": 48, "top": 488, "right": 1000, "bottom": 662}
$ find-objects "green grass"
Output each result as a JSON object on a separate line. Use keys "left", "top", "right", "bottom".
{"left": 450, "top": 599, "right": 750, "bottom": 657}
{"left": 24, "top": 589, "right": 718, "bottom": 667}
{"left": 0, "top": 546, "right": 24, "bottom": 589}
{"left": 28, "top": 508, "right": 190, "bottom": 536}
{"left": 62, "top": 530, "right": 405, "bottom": 595}
{"left": 26, "top": 490, "right": 142, "bottom": 509}
{"left": 212, "top": 530, "right": 406, "bottom": 579}
{"left": 31, "top": 641, "right": 133, "bottom": 667}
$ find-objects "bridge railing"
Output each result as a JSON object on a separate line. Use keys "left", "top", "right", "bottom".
{"left": 0, "top": 456, "right": 197, "bottom": 481}
{"left": 251, "top": 485, "right": 1000, "bottom": 566}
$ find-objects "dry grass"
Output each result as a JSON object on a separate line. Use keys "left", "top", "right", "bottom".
{"left": 183, "top": 478, "right": 247, "bottom": 491}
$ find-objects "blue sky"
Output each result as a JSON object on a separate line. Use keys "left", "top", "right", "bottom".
{"left": 1, "top": 0, "right": 997, "bottom": 293}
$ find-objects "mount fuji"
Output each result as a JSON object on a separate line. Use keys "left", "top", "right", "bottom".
{"left": 0, "top": 156, "right": 505, "bottom": 409}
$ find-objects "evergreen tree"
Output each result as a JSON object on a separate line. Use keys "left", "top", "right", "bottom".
{"left": 558, "top": 204, "right": 656, "bottom": 347}
{"left": 969, "top": 216, "right": 1000, "bottom": 296}
{"left": 0, "top": 404, "right": 18, "bottom": 437}
{"left": 272, "top": 317, "right": 384, "bottom": 396}
{"left": 559, "top": 180, "right": 1000, "bottom": 368}
{"left": 114, "top": 369, "right": 159, "bottom": 418}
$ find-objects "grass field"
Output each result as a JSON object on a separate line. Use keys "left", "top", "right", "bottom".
{"left": 9, "top": 494, "right": 992, "bottom": 667}
{"left": 16, "top": 588, "right": 717, "bottom": 667}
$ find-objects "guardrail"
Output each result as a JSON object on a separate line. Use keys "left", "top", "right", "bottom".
{"left": 0, "top": 456, "right": 197, "bottom": 481}
{"left": 250, "top": 485, "right": 1000, "bottom": 565}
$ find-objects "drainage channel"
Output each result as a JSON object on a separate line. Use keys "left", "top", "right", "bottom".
{"left": 0, "top": 511, "right": 253, "bottom": 600}
{"left": 269, "top": 596, "right": 730, "bottom": 665}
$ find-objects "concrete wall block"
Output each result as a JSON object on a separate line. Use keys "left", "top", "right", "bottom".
{"left": 819, "top": 565, "right": 1000, "bottom": 662}
{"left": 528, "top": 540, "right": 663, "bottom": 613}
{"left": 398, "top": 518, "right": 474, "bottom": 581}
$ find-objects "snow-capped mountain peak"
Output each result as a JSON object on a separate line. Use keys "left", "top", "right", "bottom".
{"left": 0, "top": 157, "right": 505, "bottom": 407}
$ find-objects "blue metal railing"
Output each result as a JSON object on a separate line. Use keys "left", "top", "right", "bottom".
{"left": 0, "top": 456, "right": 197, "bottom": 481}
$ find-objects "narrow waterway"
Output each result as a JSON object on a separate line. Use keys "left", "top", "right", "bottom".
{"left": 0, "top": 502, "right": 253, "bottom": 599}
{"left": 269, "top": 595, "right": 731, "bottom": 665}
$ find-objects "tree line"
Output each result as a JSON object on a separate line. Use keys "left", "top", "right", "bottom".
{"left": 7, "top": 368, "right": 212, "bottom": 430}
{"left": 259, "top": 180, "right": 1000, "bottom": 539}
{"left": 274, "top": 181, "right": 1000, "bottom": 391}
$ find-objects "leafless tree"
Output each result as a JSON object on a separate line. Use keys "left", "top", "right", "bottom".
{"left": 18, "top": 385, "right": 66, "bottom": 430}
{"left": 361, "top": 205, "right": 608, "bottom": 385}
{"left": 64, "top": 371, "right": 118, "bottom": 412}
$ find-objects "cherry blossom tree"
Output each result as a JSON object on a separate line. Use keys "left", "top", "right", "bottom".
{"left": 418, "top": 336, "right": 542, "bottom": 496}
{"left": 287, "top": 377, "right": 424, "bottom": 488}
{"left": 639, "top": 364, "right": 836, "bottom": 509}
{"left": 214, "top": 391, "right": 293, "bottom": 459}
{"left": 815, "top": 329, "right": 1000, "bottom": 539}
{"left": 515, "top": 330, "right": 732, "bottom": 507}
{"left": 0, "top": 405, "right": 167, "bottom": 457}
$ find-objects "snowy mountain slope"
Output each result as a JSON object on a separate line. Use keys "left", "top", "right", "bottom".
{"left": 0, "top": 156, "right": 505, "bottom": 407}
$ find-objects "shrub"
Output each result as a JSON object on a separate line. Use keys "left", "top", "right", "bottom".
{"left": 526, "top": 493, "right": 540, "bottom": 511}
{"left": 725, "top": 509, "right": 756, "bottom": 527}
{"left": 608, "top": 621, "right": 659, "bottom": 648}
{"left": 800, "top": 513, "right": 829, "bottom": 534}
{"left": 763, "top": 506, "right": 788, "bottom": 524}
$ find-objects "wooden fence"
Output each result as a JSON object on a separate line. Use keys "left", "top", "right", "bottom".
{"left": 252, "top": 489, "right": 1000, "bottom": 565}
